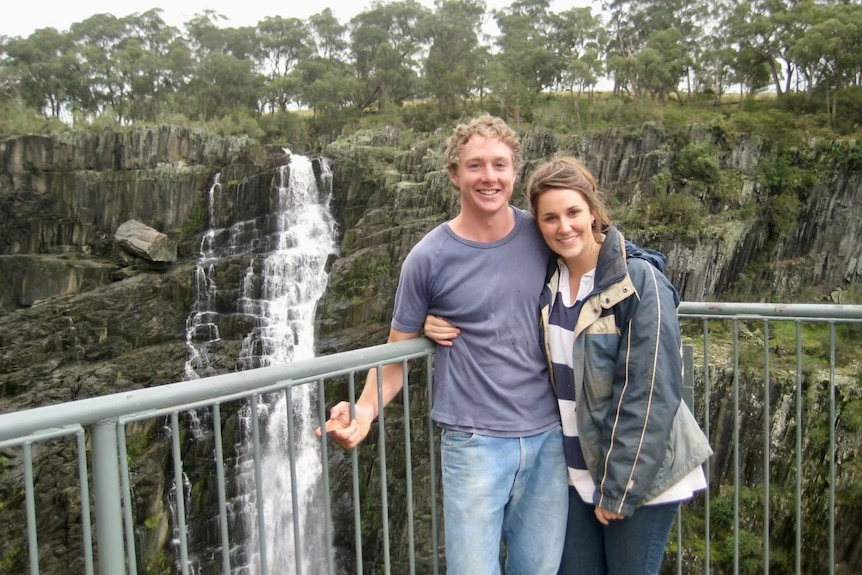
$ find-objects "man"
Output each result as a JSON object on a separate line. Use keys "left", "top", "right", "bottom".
{"left": 319, "top": 115, "right": 567, "bottom": 574}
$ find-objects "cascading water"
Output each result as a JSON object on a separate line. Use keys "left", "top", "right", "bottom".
{"left": 184, "top": 173, "right": 222, "bottom": 382}
{"left": 184, "top": 153, "right": 338, "bottom": 574}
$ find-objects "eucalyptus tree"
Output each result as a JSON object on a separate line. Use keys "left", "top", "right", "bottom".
{"left": 69, "top": 13, "right": 131, "bottom": 119}
{"left": 309, "top": 8, "right": 349, "bottom": 62}
{"left": 255, "top": 16, "right": 313, "bottom": 112}
{"left": 418, "top": 0, "right": 488, "bottom": 118}
{"left": 0, "top": 28, "right": 77, "bottom": 118}
{"left": 603, "top": 0, "right": 708, "bottom": 97}
{"left": 693, "top": 36, "right": 737, "bottom": 98}
{"left": 721, "top": 1, "right": 773, "bottom": 97}
{"left": 184, "top": 10, "right": 231, "bottom": 60}
{"left": 546, "top": 6, "right": 605, "bottom": 128}
{"left": 294, "top": 56, "right": 360, "bottom": 116}
{"left": 223, "top": 26, "right": 260, "bottom": 61}
{"left": 493, "top": 0, "right": 561, "bottom": 97}
{"left": 471, "top": 45, "right": 494, "bottom": 102}
{"left": 789, "top": 1, "right": 862, "bottom": 124}
{"left": 193, "top": 52, "right": 265, "bottom": 120}
{"left": 551, "top": 7, "right": 605, "bottom": 95}
{"left": 642, "top": 28, "right": 692, "bottom": 100}
{"left": 684, "top": 0, "right": 735, "bottom": 98}
{"left": 183, "top": 11, "right": 265, "bottom": 120}
{"left": 349, "top": 0, "right": 431, "bottom": 112}
{"left": 115, "top": 9, "right": 185, "bottom": 123}
{"left": 489, "top": 0, "right": 563, "bottom": 120}
{"left": 720, "top": 0, "right": 793, "bottom": 95}
{"left": 295, "top": 9, "right": 357, "bottom": 115}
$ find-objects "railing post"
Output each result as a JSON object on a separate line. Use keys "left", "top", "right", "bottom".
{"left": 682, "top": 344, "right": 695, "bottom": 411}
{"left": 91, "top": 419, "right": 128, "bottom": 575}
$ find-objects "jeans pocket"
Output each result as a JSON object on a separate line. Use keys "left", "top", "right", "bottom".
{"left": 441, "top": 428, "right": 476, "bottom": 449}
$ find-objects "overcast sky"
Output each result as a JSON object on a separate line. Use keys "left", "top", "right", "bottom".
{"left": 2, "top": 0, "right": 579, "bottom": 39}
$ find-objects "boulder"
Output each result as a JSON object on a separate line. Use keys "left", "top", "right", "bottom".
{"left": 115, "top": 219, "right": 177, "bottom": 264}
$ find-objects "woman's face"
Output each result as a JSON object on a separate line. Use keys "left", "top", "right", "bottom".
{"left": 535, "top": 187, "right": 599, "bottom": 268}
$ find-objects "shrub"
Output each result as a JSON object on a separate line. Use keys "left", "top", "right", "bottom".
{"left": 673, "top": 142, "right": 720, "bottom": 184}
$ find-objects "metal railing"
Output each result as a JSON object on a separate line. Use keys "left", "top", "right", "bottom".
{"left": 1, "top": 302, "right": 861, "bottom": 575}
{"left": 673, "top": 302, "right": 862, "bottom": 575}
{"left": 0, "top": 339, "right": 438, "bottom": 575}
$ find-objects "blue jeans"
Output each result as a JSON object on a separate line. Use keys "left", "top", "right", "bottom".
{"left": 441, "top": 425, "right": 568, "bottom": 575}
{"left": 558, "top": 487, "right": 679, "bottom": 575}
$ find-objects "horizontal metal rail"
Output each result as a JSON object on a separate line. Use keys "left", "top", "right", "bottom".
{"left": 678, "top": 301, "right": 862, "bottom": 320}
{"left": 0, "top": 338, "right": 436, "bottom": 443}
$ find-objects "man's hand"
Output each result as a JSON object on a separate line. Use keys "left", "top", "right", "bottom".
{"left": 423, "top": 314, "right": 460, "bottom": 347}
{"left": 315, "top": 401, "right": 374, "bottom": 449}
{"left": 318, "top": 328, "right": 415, "bottom": 448}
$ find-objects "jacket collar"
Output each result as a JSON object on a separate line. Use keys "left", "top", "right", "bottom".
{"left": 594, "top": 227, "right": 628, "bottom": 293}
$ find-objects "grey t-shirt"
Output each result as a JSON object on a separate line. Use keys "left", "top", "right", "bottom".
{"left": 391, "top": 207, "right": 560, "bottom": 436}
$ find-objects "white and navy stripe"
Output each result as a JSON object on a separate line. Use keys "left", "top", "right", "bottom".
{"left": 547, "top": 264, "right": 596, "bottom": 501}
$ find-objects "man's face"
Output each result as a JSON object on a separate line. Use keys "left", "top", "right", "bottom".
{"left": 449, "top": 135, "right": 516, "bottom": 217}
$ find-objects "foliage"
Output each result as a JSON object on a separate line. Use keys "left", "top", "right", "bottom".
{"left": 688, "top": 486, "right": 768, "bottom": 575}
{"left": 757, "top": 152, "right": 815, "bottom": 238}
{"left": 143, "top": 550, "right": 173, "bottom": 575}
{"left": 0, "top": 99, "right": 69, "bottom": 135}
{"left": 201, "top": 112, "right": 266, "bottom": 139}
{"left": 673, "top": 142, "right": 721, "bottom": 184}
{"left": 620, "top": 190, "right": 707, "bottom": 242}
{"left": 0, "top": 544, "right": 24, "bottom": 574}
{"left": 1, "top": 0, "right": 860, "bottom": 144}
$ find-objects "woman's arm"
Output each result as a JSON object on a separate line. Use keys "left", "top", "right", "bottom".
{"left": 595, "top": 260, "right": 683, "bottom": 516}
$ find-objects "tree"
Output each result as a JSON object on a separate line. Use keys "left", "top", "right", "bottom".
{"left": 494, "top": 0, "right": 560, "bottom": 93}
{"left": 182, "top": 12, "right": 265, "bottom": 120}
{"left": 602, "top": 0, "right": 707, "bottom": 97}
{"left": 184, "top": 10, "right": 230, "bottom": 60}
{"left": 255, "top": 16, "right": 312, "bottom": 112}
{"left": 1, "top": 28, "right": 77, "bottom": 118}
{"left": 552, "top": 7, "right": 605, "bottom": 96}
{"left": 294, "top": 57, "right": 360, "bottom": 116}
{"left": 117, "top": 9, "right": 183, "bottom": 123}
{"left": 190, "top": 52, "right": 264, "bottom": 120}
{"left": 294, "top": 9, "right": 354, "bottom": 116}
{"left": 639, "top": 28, "right": 692, "bottom": 101}
{"left": 69, "top": 13, "right": 130, "bottom": 119}
{"left": 419, "top": 0, "right": 487, "bottom": 118}
{"left": 349, "top": 0, "right": 430, "bottom": 112}
{"left": 491, "top": 0, "right": 562, "bottom": 119}
{"left": 790, "top": 1, "right": 862, "bottom": 125}
{"left": 309, "top": 9, "right": 348, "bottom": 62}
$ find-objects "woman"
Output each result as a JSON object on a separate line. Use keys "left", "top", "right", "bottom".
{"left": 425, "top": 156, "right": 712, "bottom": 575}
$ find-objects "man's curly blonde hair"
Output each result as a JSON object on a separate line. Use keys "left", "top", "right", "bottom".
{"left": 444, "top": 114, "right": 522, "bottom": 176}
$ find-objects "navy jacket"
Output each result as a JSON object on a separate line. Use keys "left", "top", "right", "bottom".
{"left": 539, "top": 226, "right": 712, "bottom": 515}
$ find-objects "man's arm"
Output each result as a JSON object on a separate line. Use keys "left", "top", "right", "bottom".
{"left": 317, "top": 327, "right": 419, "bottom": 448}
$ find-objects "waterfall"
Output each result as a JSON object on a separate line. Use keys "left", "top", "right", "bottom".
{"left": 184, "top": 153, "right": 338, "bottom": 574}
{"left": 184, "top": 173, "right": 223, "bottom": 381}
